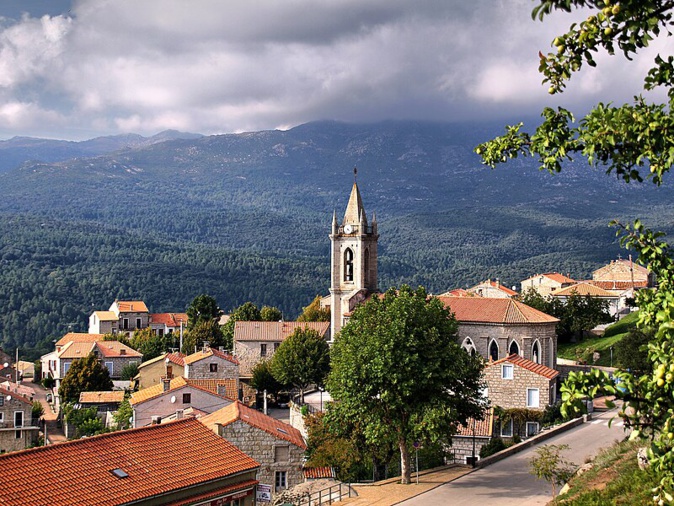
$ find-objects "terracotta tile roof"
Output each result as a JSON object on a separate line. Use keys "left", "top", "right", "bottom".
{"left": 130, "top": 376, "right": 234, "bottom": 405}
{"left": 185, "top": 378, "right": 238, "bottom": 400}
{"left": 112, "top": 300, "right": 149, "bottom": 313}
{"left": 200, "top": 401, "right": 307, "bottom": 449}
{"left": 0, "top": 385, "right": 32, "bottom": 406}
{"left": 488, "top": 354, "right": 559, "bottom": 380}
{"left": 170, "top": 479, "right": 258, "bottom": 506}
{"left": 437, "top": 296, "right": 558, "bottom": 324}
{"left": 93, "top": 311, "right": 118, "bottom": 321}
{"left": 79, "top": 391, "right": 125, "bottom": 404}
{"left": 0, "top": 381, "right": 35, "bottom": 400}
{"left": 58, "top": 341, "right": 95, "bottom": 359}
{"left": 304, "top": 467, "right": 336, "bottom": 479}
{"left": 589, "top": 280, "right": 649, "bottom": 290}
{"left": 437, "top": 288, "right": 474, "bottom": 297}
{"left": 234, "top": 321, "right": 330, "bottom": 342}
{"left": 94, "top": 341, "right": 142, "bottom": 359}
{"left": 138, "top": 352, "right": 186, "bottom": 370}
{"left": 55, "top": 332, "right": 105, "bottom": 347}
{"left": 150, "top": 312, "right": 188, "bottom": 327}
{"left": 472, "top": 280, "right": 518, "bottom": 296}
{"left": 455, "top": 408, "right": 494, "bottom": 437}
{"left": 522, "top": 272, "right": 576, "bottom": 285}
{"left": 0, "top": 418, "right": 259, "bottom": 506}
{"left": 184, "top": 346, "right": 239, "bottom": 365}
{"left": 552, "top": 282, "right": 618, "bottom": 298}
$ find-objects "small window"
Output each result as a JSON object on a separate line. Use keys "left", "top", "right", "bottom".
{"left": 63, "top": 362, "right": 71, "bottom": 374}
{"left": 501, "top": 364, "right": 513, "bottom": 380}
{"left": 0, "top": 413, "right": 4, "bottom": 422}
{"left": 15, "top": 430, "right": 21, "bottom": 439}
{"left": 136, "top": 318, "right": 142, "bottom": 329}
{"left": 526, "top": 422, "right": 540, "bottom": 437}
{"left": 509, "top": 341, "right": 520, "bottom": 356}
{"left": 210, "top": 363, "right": 218, "bottom": 373}
{"left": 344, "top": 248, "right": 354, "bottom": 282}
{"left": 260, "top": 344, "right": 267, "bottom": 357}
{"left": 274, "top": 446, "right": 290, "bottom": 462}
{"left": 275, "top": 470, "right": 287, "bottom": 490}
{"left": 500, "top": 419, "right": 513, "bottom": 438}
{"left": 0, "top": 396, "right": 4, "bottom": 406}
{"left": 14, "top": 411, "right": 23, "bottom": 428}
{"left": 105, "top": 362, "right": 113, "bottom": 375}
{"left": 532, "top": 341, "right": 541, "bottom": 364}
{"left": 489, "top": 340, "right": 499, "bottom": 361}
{"left": 274, "top": 342, "right": 280, "bottom": 352}
{"left": 527, "top": 388, "right": 540, "bottom": 408}
{"left": 166, "top": 365, "right": 173, "bottom": 377}
{"left": 182, "top": 393, "right": 191, "bottom": 404}
{"left": 158, "top": 328, "right": 164, "bottom": 337}
{"left": 123, "top": 318, "right": 129, "bottom": 330}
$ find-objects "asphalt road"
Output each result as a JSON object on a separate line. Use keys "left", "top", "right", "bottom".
{"left": 400, "top": 409, "right": 628, "bottom": 506}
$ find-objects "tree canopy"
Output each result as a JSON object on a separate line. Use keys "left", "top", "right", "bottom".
{"left": 327, "top": 285, "right": 485, "bottom": 484}
{"left": 297, "top": 295, "right": 330, "bottom": 322}
{"left": 58, "top": 353, "right": 114, "bottom": 404}
{"left": 476, "top": 1, "right": 674, "bottom": 501}
{"left": 129, "top": 327, "right": 173, "bottom": 362}
{"left": 270, "top": 327, "right": 330, "bottom": 402}
{"left": 186, "top": 294, "right": 221, "bottom": 330}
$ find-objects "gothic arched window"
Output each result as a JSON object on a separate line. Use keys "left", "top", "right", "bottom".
{"left": 489, "top": 340, "right": 499, "bottom": 361}
{"left": 532, "top": 340, "right": 541, "bottom": 364}
{"left": 509, "top": 340, "right": 520, "bottom": 356}
{"left": 344, "top": 248, "right": 354, "bottom": 282}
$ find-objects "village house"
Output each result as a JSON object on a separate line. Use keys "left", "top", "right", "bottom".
{"left": 0, "top": 418, "right": 260, "bottom": 506}
{"left": 485, "top": 354, "right": 559, "bottom": 439}
{"left": 184, "top": 345, "right": 239, "bottom": 386}
{"left": 233, "top": 321, "right": 330, "bottom": 379}
{"left": 0, "top": 385, "right": 40, "bottom": 453}
{"left": 438, "top": 296, "right": 559, "bottom": 368}
{"left": 200, "top": 400, "right": 307, "bottom": 496}
{"left": 78, "top": 391, "right": 125, "bottom": 413}
{"left": 466, "top": 279, "right": 518, "bottom": 298}
{"left": 520, "top": 272, "right": 576, "bottom": 297}
{"left": 88, "top": 300, "right": 150, "bottom": 334}
{"left": 134, "top": 351, "right": 186, "bottom": 390}
{"left": 591, "top": 257, "right": 656, "bottom": 289}
{"left": 551, "top": 282, "right": 623, "bottom": 318}
{"left": 130, "top": 376, "right": 234, "bottom": 428}
{"left": 149, "top": 312, "right": 188, "bottom": 336}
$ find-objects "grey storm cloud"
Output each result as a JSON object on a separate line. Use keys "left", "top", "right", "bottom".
{"left": 0, "top": 0, "right": 671, "bottom": 139}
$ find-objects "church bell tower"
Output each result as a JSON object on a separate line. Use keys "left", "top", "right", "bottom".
{"left": 329, "top": 169, "right": 379, "bottom": 339}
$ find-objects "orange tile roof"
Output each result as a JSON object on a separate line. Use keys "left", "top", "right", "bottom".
{"left": 304, "top": 467, "right": 336, "bottom": 479}
{"left": 184, "top": 346, "right": 239, "bottom": 365}
{"left": 55, "top": 332, "right": 105, "bottom": 347}
{"left": 437, "top": 288, "right": 474, "bottom": 297}
{"left": 58, "top": 341, "right": 95, "bottom": 359}
{"left": 94, "top": 341, "right": 142, "bottom": 359}
{"left": 234, "top": 321, "right": 330, "bottom": 342}
{"left": 456, "top": 408, "right": 494, "bottom": 437}
{"left": 437, "top": 296, "right": 558, "bottom": 324}
{"left": 113, "top": 300, "right": 149, "bottom": 313}
{"left": 0, "top": 418, "right": 259, "bottom": 506}
{"left": 479, "top": 280, "right": 518, "bottom": 296}
{"left": 138, "top": 352, "right": 186, "bottom": 370}
{"left": 185, "top": 378, "right": 238, "bottom": 401}
{"left": 150, "top": 312, "right": 188, "bottom": 327}
{"left": 170, "top": 479, "right": 258, "bottom": 506}
{"left": 79, "top": 391, "right": 125, "bottom": 404}
{"left": 130, "top": 376, "right": 234, "bottom": 405}
{"left": 93, "top": 311, "right": 118, "bottom": 321}
{"left": 552, "top": 282, "right": 618, "bottom": 298}
{"left": 589, "top": 280, "right": 648, "bottom": 290}
{"left": 542, "top": 272, "right": 576, "bottom": 284}
{"left": 488, "top": 354, "right": 559, "bottom": 380}
{"left": 200, "top": 401, "right": 307, "bottom": 449}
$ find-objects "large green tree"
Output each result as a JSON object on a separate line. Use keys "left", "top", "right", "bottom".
{"left": 250, "top": 359, "right": 287, "bottom": 402}
{"left": 327, "top": 286, "right": 485, "bottom": 485}
{"left": 58, "top": 353, "right": 114, "bottom": 404}
{"left": 476, "top": 1, "right": 674, "bottom": 500}
{"left": 270, "top": 327, "right": 330, "bottom": 402}
{"left": 186, "top": 294, "right": 221, "bottom": 330}
{"left": 129, "top": 327, "right": 173, "bottom": 361}
{"left": 297, "top": 295, "right": 330, "bottom": 322}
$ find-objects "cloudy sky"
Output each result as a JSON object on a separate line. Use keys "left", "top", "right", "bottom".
{"left": 0, "top": 0, "right": 670, "bottom": 140}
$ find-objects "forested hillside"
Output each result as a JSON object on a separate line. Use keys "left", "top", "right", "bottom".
{"left": 1, "top": 120, "right": 672, "bottom": 359}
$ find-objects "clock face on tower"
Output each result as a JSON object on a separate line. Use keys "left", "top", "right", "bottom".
{"left": 344, "top": 224, "right": 353, "bottom": 234}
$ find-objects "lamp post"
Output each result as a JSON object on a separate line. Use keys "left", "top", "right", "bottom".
{"left": 471, "top": 418, "right": 476, "bottom": 468}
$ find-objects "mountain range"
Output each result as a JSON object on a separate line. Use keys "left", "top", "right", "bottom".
{"left": 1, "top": 120, "right": 672, "bottom": 357}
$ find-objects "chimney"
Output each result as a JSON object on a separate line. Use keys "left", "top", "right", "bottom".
{"left": 120, "top": 349, "right": 126, "bottom": 355}
{"left": 162, "top": 378, "right": 171, "bottom": 392}
{"left": 175, "top": 409, "right": 184, "bottom": 420}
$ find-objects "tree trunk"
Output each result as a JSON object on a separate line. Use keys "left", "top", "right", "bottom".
{"left": 399, "top": 437, "right": 411, "bottom": 484}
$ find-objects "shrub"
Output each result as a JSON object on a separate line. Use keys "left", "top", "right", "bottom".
{"left": 480, "top": 437, "right": 507, "bottom": 458}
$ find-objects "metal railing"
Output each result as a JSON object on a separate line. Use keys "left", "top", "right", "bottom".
{"left": 297, "top": 482, "right": 355, "bottom": 506}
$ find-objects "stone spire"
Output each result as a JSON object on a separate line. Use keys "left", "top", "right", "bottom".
{"left": 342, "top": 182, "right": 367, "bottom": 226}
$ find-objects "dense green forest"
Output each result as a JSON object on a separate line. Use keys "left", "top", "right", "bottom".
{"left": 1, "top": 120, "right": 673, "bottom": 360}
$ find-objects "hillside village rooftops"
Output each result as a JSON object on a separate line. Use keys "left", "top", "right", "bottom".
{"left": 200, "top": 400, "right": 306, "bottom": 449}
{"left": 488, "top": 354, "right": 559, "bottom": 380}
{"left": 184, "top": 346, "right": 238, "bottom": 365}
{"left": 469, "top": 279, "right": 518, "bottom": 297}
{"left": 234, "top": 321, "right": 330, "bottom": 342}
{"left": 111, "top": 300, "right": 149, "bottom": 313}
{"left": 437, "top": 296, "right": 558, "bottom": 325}
{"left": 552, "top": 282, "right": 618, "bottom": 298}
{"left": 590, "top": 280, "right": 648, "bottom": 290}
{"left": 150, "top": 312, "right": 188, "bottom": 326}
{"left": 0, "top": 418, "right": 259, "bottom": 506}
{"left": 55, "top": 332, "right": 105, "bottom": 347}
{"left": 130, "top": 376, "right": 235, "bottom": 405}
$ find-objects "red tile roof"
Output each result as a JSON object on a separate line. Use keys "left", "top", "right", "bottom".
{"left": 234, "top": 321, "right": 330, "bottom": 342}
{"left": 589, "top": 280, "right": 648, "bottom": 290}
{"left": 79, "top": 391, "right": 125, "bottom": 404}
{"left": 304, "top": 467, "right": 336, "bottom": 479}
{"left": 138, "top": 352, "right": 186, "bottom": 370}
{"left": 552, "top": 282, "right": 618, "bottom": 298}
{"left": 542, "top": 272, "right": 576, "bottom": 284}
{"left": 437, "top": 288, "right": 474, "bottom": 297}
{"left": 186, "top": 378, "right": 238, "bottom": 401}
{"left": 455, "top": 408, "right": 494, "bottom": 437}
{"left": 55, "top": 332, "right": 105, "bottom": 347}
{"left": 437, "top": 296, "right": 558, "bottom": 324}
{"left": 184, "top": 346, "right": 239, "bottom": 365}
{"left": 488, "top": 354, "right": 559, "bottom": 380}
{"left": 170, "top": 479, "right": 258, "bottom": 506}
{"left": 150, "top": 312, "right": 188, "bottom": 327}
{"left": 0, "top": 418, "right": 259, "bottom": 506}
{"left": 130, "top": 376, "right": 235, "bottom": 405}
{"left": 200, "top": 401, "right": 307, "bottom": 449}
{"left": 0, "top": 385, "right": 32, "bottom": 406}
{"left": 113, "top": 300, "right": 149, "bottom": 313}
{"left": 94, "top": 341, "right": 142, "bottom": 359}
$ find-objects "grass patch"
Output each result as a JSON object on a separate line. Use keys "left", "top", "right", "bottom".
{"left": 552, "top": 438, "right": 659, "bottom": 505}
{"left": 557, "top": 312, "right": 640, "bottom": 367}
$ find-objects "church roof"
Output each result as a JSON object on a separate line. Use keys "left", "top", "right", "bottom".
{"left": 437, "top": 296, "right": 558, "bottom": 324}
{"left": 342, "top": 182, "right": 367, "bottom": 226}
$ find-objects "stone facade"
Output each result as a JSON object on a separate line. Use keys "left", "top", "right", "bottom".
{"left": 483, "top": 360, "right": 557, "bottom": 411}
{"left": 520, "top": 273, "right": 576, "bottom": 297}
{"left": 593, "top": 258, "right": 653, "bottom": 285}
{"left": 457, "top": 322, "right": 557, "bottom": 369}
{"left": 451, "top": 436, "right": 491, "bottom": 464}
{"left": 218, "top": 419, "right": 305, "bottom": 497}
{"left": 185, "top": 351, "right": 239, "bottom": 381}
{"left": 0, "top": 388, "right": 39, "bottom": 453}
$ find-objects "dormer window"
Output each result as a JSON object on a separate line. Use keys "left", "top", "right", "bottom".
{"left": 344, "top": 248, "right": 354, "bottom": 282}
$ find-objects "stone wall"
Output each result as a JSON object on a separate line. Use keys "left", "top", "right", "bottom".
{"left": 187, "top": 355, "right": 239, "bottom": 394}
{"left": 458, "top": 322, "right": 557, "bottom": 369}
{"left": 484, "top": 363, "right": 554, "bottom": 410}
{"left": 234, "top": 341, "right": 280, "bottom": 378}
{"left": 101, "top": 356, "right": 141, "bottom": 379}
{"left": 219, "top": 420, "right": 305, "bottom": 499}
{"left": 450, "top": 436, "right": 491, "bottom": 464}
